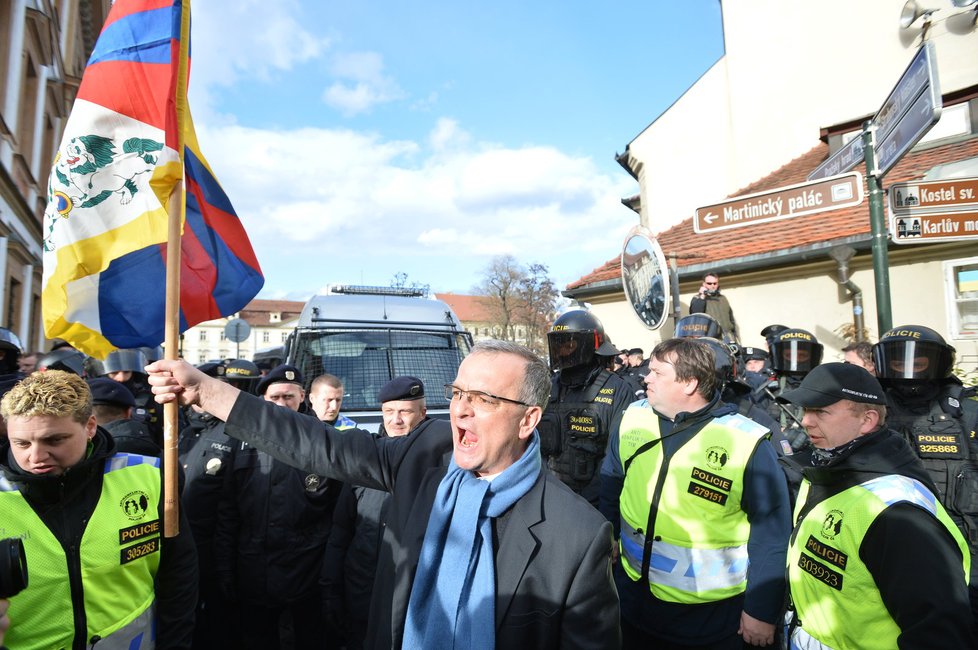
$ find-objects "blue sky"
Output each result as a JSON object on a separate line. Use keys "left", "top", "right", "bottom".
{"left": 187, "top": 1, "right": 724, "bottom": 300}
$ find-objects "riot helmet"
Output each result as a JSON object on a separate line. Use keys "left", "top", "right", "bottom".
{"left": 223, "top": 359, "right": 261, "bottom": 394}
{"left": 0, "top": 328, "right": 23, "bottom": 375}
{"left": 547, "top": 310, "right": 618, "bottom": 371}
{"left": 674, "top": 313, "right": 723, "bottom": 340}
{"left": 769, "top": 328, "right": 823, "bottom": 375}
{"left": 139, "top": 346, "right": 164, "bottom": 363}
{"left": 37, "top": 347, "right": 88, "bottom": 376}
{"left": 873, "top": 325, "right": 954, "bottom": 382}
{"left": 102, "top": 349, "right": 149, "bottom": 376}
{"left": 697, "top": 337, "right": 738, "bottom": 390}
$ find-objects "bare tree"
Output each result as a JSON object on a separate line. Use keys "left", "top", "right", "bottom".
{"left": 517, "top": 263, "right": 558, "bottom": 356}
{"left": 390, "top": 271, "right": 430, "bottom": 297}
{"left": 477, "top": 255, "right": 523, "bottom": 341}
{"left": 476, "top": 256, "right": 558, "bottom": 355}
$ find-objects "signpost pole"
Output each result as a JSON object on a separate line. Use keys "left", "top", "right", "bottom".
{"left": 863, "top": 121, "right": 892, "bottom": 333}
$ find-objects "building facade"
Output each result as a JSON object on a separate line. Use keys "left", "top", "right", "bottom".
{"left": 1, "top": 0, "right": 109, "bottom": 352}
{"left": 179, "top": 298, "right": 303, "bottom": 364}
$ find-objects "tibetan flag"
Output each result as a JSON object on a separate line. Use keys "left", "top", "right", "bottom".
{"left": 42, "top": 0, "right": 263, "bottom": 359}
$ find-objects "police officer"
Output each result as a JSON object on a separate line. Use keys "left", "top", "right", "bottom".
{"left": 759, "top": 328, "right": 823, "bottom": 453}
{"left": 0, "top": 370, "right": 197, "bottom": 649}
{"left": 100, "top": 348, "right": 164, "bottom": 446}
{"left": 698, "top": 337, "right": 781, "bottom": 439}
{"left": 178, "top": 360, "right": 259, "bottom": 649}
{"left": 674, "top": 312, "right": 724, "bottom": 340}
{"left": 539, "top": 310, "right": 637, "bottom": 505}
{"left": 873, "top": 324, "right": 978, "bottom": 623}
{"left": 36, "top": 346, "right": 88, "bottom": 376}
{"left": 0, "top": 328, "right": 25, "bottom": 397}
{"left": 214, "top": 364, "right": 339, "bottom": 649}
{"left": 87, "top": 377, "right": 160, "bottom": 456}
{"left": 778, "top": 363, "right": 974, "bottom": 648}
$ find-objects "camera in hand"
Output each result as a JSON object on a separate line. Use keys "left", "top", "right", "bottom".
{"left": 0, "top": 537, "right": 28, "bottom": 598}
{"left": 704, "top": 289, "right": 719, "bottom": 297}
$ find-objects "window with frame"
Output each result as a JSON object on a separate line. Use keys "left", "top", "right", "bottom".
{"left": 199, "top": 330, "right": 207, "bottom": 341}
{"left": 945, "top": 257, "right": 978, "bottom": 339}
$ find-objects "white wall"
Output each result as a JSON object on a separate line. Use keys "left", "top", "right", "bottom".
{"left": 629, "top": 0, "right": 978, "bottom": 233}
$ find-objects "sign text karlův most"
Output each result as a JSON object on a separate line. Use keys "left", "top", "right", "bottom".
{"left": 889, "top": 176, "right": 978, "bottom": 244}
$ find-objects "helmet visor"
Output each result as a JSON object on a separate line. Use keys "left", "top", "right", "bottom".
{"left": 874, "top": 340, "right": 953, "bottom": 380}
{"left": 771, "top": 340, "right": 822, "bottom": 374}
{"left": 547, "top": 331, "right": 596, "bottom": 371}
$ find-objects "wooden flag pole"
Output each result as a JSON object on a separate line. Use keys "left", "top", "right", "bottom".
{"left": 163, "top": 183, "right": 184, "bottom": 537}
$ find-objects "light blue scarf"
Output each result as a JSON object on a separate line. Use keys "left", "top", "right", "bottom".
{"left": 402, "top": 432, "right": 542, "bottom": 649}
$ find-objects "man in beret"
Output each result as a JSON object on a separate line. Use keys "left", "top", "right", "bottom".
{"left": 87, "top": 376, "right": 160, "bottom": 456}
{"left": 215, "top": 364, "right": 339, "bottom": 649}
{"left": 378, "top": 376, "right": 427, "bottom": 437}
{"left": 323, "top": 376, "right": 430, "bottom": 648}
{"left": 778, "top": 362, "right": 974, "bottom": 648}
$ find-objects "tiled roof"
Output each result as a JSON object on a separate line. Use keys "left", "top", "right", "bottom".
{"left": 435, "top": 293, "right": 493, "bottom": 322}
{"left": 567, "top": 135, "right": 978, "bottom": 292}
{"left": 239, "top": 298, "right": 306, "bottom": 327}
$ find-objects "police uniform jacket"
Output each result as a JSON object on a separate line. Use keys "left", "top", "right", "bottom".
{"left": 0, "top": 428, "right": 198, "bottom": 649}
{"left": 103, "top": 417, "right": 161, "bottom": 457}
{"left": 178, "top": 410, "right": 236, "bottom": 575}
{"left": 788, "top": 427, "right": 974, "bottom": 647}
{"left": 599, "top": 395, "right": 790, "bottom": 646}
{"left": 213, "top": 420, "right": 340, "bottom": 607}
{"left": 223, "top": 392, "right": 621, "bottom": 650}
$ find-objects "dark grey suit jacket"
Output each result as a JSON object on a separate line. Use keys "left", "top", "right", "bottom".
{"left": 226, "top": 393, "right": 621, "bottom": 649}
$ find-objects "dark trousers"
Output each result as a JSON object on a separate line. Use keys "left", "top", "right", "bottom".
{"left": 622, "top": 616, "right": 760, "bottom": 650}
{"left": 238, "top": 597, "right": 326, "bottom": 650}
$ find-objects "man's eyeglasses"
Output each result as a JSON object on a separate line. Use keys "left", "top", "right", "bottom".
{"left": 444, "top": 384, "right": 531, "bottom": 410}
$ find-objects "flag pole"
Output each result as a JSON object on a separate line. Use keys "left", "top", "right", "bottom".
{"left": 163, "top": 184, "right": 183, "bottom": 537}
{"left": 162, "top": 0, "right": 193, "bottom": 538}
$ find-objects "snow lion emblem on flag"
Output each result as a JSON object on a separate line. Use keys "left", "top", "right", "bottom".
{"left": 44, "top": 134, "right": 163, "bottom": 251}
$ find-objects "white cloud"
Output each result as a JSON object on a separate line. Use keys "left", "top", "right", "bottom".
{"left": 197, "top": 119, "right": 635, "bottom": 296}
{"left": 322, "top": 52, "right": 405, "bottom": 116}
{"left": 188, "top": 1, "right": 328, "bottom": 120}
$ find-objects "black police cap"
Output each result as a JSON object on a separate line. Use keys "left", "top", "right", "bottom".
{"left": 777, "top": 362, "right": 885, "bottom": 408}
{"left": 740, "top": 346, "right": 768, "bottom": 361}
{"left": 378, "top": 376, "right": 425, "bottom": 403}
{"left": 87, "top": 377, "right": 136, "bottom": 408}
{"left": 256, "top": 364, "right": 304, "bottom": 395}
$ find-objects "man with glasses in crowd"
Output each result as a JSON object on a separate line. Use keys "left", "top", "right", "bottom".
{"left": 690, "top": 271, "right": 739, "bottom": 343}
{"left": 147, "top": 340, "right": 620, "bottom": 649}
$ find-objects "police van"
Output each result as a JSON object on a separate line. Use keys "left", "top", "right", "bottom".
{"left": 285, "top": 285, "right": 474, "bottom": 431}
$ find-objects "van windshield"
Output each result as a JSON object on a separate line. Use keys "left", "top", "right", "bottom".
{"left": 292, "top": 329, "right": 472, "bottom": 411}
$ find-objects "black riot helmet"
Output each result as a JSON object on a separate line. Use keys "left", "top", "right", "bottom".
{"left": 223, "top": 359, "right": 261, "bottom": 394}
{"left": 37, "top": 347, "right": 88, "bottom": 376}
{"left": 697, "top": 337, "right": 738, "bottom": 390}
{"left": 769, "top": 328, "right": 823, "bottom": 376}
{"left": 674, "top": 313, "right": 724, "bottom": 340}
{"left": 873, "top": 325, "right": 955, "bottom": 382}
{"left": 101, "top": 349, "right": 149, "bottom": 376}
{"left": 0, "top": 328, "right": 23, "bottom": 375}
{"left": 547, "top": 310, "right": 618, "bottom": 371}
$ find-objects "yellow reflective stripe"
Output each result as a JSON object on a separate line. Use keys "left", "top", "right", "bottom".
{"left": 620, "top": 518, "right": 749, "bottom": 592}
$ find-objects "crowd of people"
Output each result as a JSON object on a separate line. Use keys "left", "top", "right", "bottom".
{"left": 0, "top": 279, "right": 976, "bottom": 649}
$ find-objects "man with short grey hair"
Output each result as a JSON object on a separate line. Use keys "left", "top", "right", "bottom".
{"left": 148, "top": 340, "right": 620, "bottom": 649}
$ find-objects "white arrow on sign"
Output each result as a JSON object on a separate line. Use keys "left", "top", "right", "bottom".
{"left": 703, "top": 212, "right": 718, "bottom": 224}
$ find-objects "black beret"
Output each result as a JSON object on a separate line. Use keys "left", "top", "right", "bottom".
{"left": 197, "top": 361, "right": 226, "bottom": 378}
{"left": 378, "top": 376, "right": 425, "bottom": 403}
{"left": 87, "top": 377, "right": 136, "bottom": 408}
{"left": 256, "top": 364, "right": 304, "bottom": 395}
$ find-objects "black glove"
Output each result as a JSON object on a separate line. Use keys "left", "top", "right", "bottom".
{"left": 216, "top": 572, "right": 237, "bottom": 604}
{"left": 323, "top": 596, "right": 347, "bottom": 638}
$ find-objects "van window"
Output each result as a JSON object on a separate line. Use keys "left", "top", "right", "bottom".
{"left": 292, "top": 329, "right": 472, "bottom": 411}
